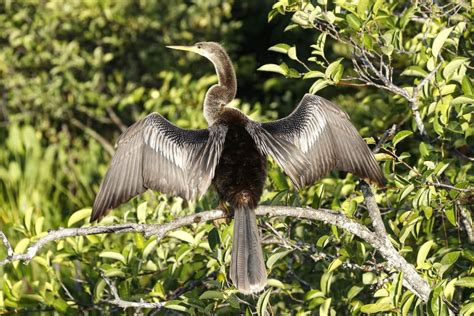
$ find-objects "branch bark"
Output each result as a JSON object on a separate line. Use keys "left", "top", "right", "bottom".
{"left": 102, "top": 273, "right": 165, "bottom": 310}
{"left": 0, "top": 206, "right": 431, "bottom": 303}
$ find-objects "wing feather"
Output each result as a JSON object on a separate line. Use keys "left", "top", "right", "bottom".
{"left": 91, "top": 113, "right": 227, "bottom": 221}
{"left": 246, "top": 94, "right": 385, "bottom": 189}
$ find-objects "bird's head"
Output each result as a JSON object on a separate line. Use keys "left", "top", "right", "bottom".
{"left": 166, "top": 42, "right": 227, "bottom": 63}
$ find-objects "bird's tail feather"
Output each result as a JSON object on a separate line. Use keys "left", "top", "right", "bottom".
{"left": 230, "top": 203, "right": 267, "bottom": 294}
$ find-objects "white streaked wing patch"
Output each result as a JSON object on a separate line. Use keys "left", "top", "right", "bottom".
{"left": 248, "top": 93, "right": 384, "bottom": 189}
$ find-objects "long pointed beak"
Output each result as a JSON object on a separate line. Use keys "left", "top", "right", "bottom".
{"left": 166, "top": 45, "right": 199, "bottom": 54}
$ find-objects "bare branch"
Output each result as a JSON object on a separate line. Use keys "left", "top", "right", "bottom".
{"left": 71, "top": 118, "right": 115, "bottom": 156}
{"left": 102, "top": 273, "right": 164, "bottom": 310}
{"left": 360, "top": 184, "right": 431, "bottom": 301}
{"left": 458, "top": 203, "right": 474, "bottom": 244}
{"left": 374, "top": 124, "right": 397, "bottom": 153}
{"left": 0, "top": 231, "right": 14, "bottom": 258}
{"left": 106, "top": 107, "right": 127, "bottom": 132}
{"left": 0, "top": 206, "right": 431, "bottom": 302}
{"left": 361, "top": 184, "right": 388, "bottom": 238}
{"left": 429, "top": 182, "right": 473, "bottom": 193}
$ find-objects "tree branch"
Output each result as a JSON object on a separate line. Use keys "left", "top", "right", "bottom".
{"left": 101, "top": 273, "right": 165, "bottom": 310}
{"left": 0, "top": 206, "right": 431, "bottom": 302}
{"left": 458, "top": 202, "right": 474, "bottom": 244}
{"left": 71, "top": 118, "right": 115, "bottom": 157}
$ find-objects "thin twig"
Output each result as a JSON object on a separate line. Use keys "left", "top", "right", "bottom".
{"left": 374, "top": 124, "right": 397, "bottom": 153}
{"left": 102, "top": 273, "right": 164, "bottom": 310}
{"left": 106, "top": 107, "right": 127, "bottom": 132}
{"left": 71, "top": 118, "right": 115, "bottom": 156}
{"left": 429, "top": 182, "right": 473, "bottom": 193}
{"left": 0, "top": 231, "right": 14, "bottom": 258}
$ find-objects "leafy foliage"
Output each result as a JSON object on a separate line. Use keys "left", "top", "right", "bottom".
{"left": 0, "top": 0, "right": 473, "bottom": 314}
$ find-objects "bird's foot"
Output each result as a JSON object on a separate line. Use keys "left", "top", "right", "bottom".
{"left": 213, "top": 201, "right": 232, "bottom": 226}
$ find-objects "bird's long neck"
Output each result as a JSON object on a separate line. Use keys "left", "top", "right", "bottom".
{"left": 204, "top": 50, "right": 237, "bottom": 125}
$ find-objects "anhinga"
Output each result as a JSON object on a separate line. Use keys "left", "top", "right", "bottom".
{"left": 91, "top": 42, "right": 385, "bottom": 294}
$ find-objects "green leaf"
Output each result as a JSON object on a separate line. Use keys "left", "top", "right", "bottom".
{"left": 401, "top": 66, "right": 428, "bottom": 78}
{"left": 445, "top": 206, "right": 457, "bottom": 226}
{"left": 67, "top": 208, "right": 92, "bottom": 227}
{"left": 303, "top": 71, "right": 325, "bottom": 79}
{"left": 257, "top": 64, "right": 287, "bottom": 76}
{"left": 257, "top": 288, "right": 272, "bottom": 316}
{"left": 347, "top": 286, "right": 363, "bottom": 300}
{"left": 362, "top": 272, "right": 377, "bottom": 285}
{"left": 393, "top": 130, "right": 413, "bottom": 146}
{"left": 443, "top": 58, "right": 469, "bottom": 79}
{"left": 94, "top": 279, "right": 106, "bottom": 303}
{"left": 360, "top": 303, "right": 395, "bottom": 313}
{"left": 103, "top": 269, "right": 125, "bottom": 278}
{"left": 305, "top": 289, "right": 325, "bottom": 301}
{"left": 402, "top": 294, "right": 415, "bottom": 316}
{"left": 268, "top": 43, "right": 291, "bottom": 54}
{"left": 328, "top": 257, "right": 343, "bottom": 272}
{"left": 24, "top": 206, "right": 33, "bottom": 231}
{"left": 309, "top": 79, "right": 330, "bottom": 94}
{"left": 357, "top": 0, "right": 370, "bottom": 18}
{"left": 136, "top": 201, "right": 147, "bottom": 224}
{"left": 267, "top": 250, "right": 291, "bottom": 269}
{"left": 325, "top": 58, "right": 343, "bottom": 79}
{"left": 417, "top": 240, "right": 434, "bottom": 268}
{"left": 439, "top": 251, "right": 460, "bottom": 276}
{"left": 199, "top": 290, "right": 224, "bottom": 300}
{"left": 99, "top": 251, "right": 126, "bottom": 264}
{"left": 168, "top": 230, "right": 194, "bottom": 244}
{"left": 400, "top": 184, "right": 415, "bottom": 201}
{"left": 374, "top": 153, "right": 395, "bottom": 161}
{"left": 373, "top": 0, "right": 383, "bottom": 13}
{"left": 35, "top": 216, "right": 44, "bottom": 235}
{"left": 319, "top": 298, "right": 332, "bottom": 316}
{"left": 267, "top": 278, "right": 285, "bottom": 289}
{"left": 165, "top": 301, "right": 189, "bottom": 312}
{"left": 434, "top": 162, "right": 450, "bottom": 176}
{"left": 455, "top": 277, "right": 474, "bottom": 288}
{"left": 459, "top": 302, "right": 474, "bottom": 315}
{"left": 450, "top": 95, "right": 474, "bottom": 106}
{"left": 462, "top": 76, "right": 473, "bottom": 95}
{"left": 208, "top": 227, "right": 220, "bottom": 250}
{"left": 142, "top": 238, "right": 158, "bottom": 258}
{"left": 432, "top": 27, "right": 453, "bottom": 58}
{"left": 288, "top": 46, "right": 298, "bottom": 60}
{"left": 14, "top": 238, "right": 30, "bottom": 254}
{"left": 346, "top": 13, "right": 361, "bottom": 30}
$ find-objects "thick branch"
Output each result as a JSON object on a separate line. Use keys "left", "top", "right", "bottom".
{"left": 458, "top": 203, "right": 474, "bottom": 244}
{"left": 0, "top": 206, "right": 430, "bottom": 302}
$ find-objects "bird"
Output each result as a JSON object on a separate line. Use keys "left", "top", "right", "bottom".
{"left": 90, "top": 41, "right": 386, "bottom": 295}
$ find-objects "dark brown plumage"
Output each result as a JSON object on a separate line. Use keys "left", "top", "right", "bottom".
{"left": 91, "top": 41, "right": 385, "bottom": 295}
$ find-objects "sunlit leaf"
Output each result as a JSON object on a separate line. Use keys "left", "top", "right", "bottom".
{"left": 257, "top": 64, "right": 287, "bottom": 76}
{"left": 67, "top": 208, "right": 92, "bottom": 227}
{"left": 432, "top": 27, "right": 453, "bottom": 58}
{"left": 257, "top": 288, "right": 272, "bottom": 316}
{"left": 417, "top": 240, "right": 434, "bottom": 268}
{"left": 99, "top": 251, "right": 126, "bottom": 264}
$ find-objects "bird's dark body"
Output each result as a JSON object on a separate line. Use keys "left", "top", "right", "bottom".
{"left": 213, "top": 110, "right": 267, "bottom": 208}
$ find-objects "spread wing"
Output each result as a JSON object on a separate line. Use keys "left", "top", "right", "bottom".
{"left": 246, "top": 94, "right": 385, "bottom": 189}
{"left": 91, "top": 113, "right": 227, "bottom": 221}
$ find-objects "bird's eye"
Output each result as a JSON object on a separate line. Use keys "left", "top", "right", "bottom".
{"left": 197, "top": 44, "right": 202, "bottom": 49}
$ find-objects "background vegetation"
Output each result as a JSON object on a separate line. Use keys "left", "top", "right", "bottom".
{"left": 0, "top": 0, "right": 472, "bottom": 314}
